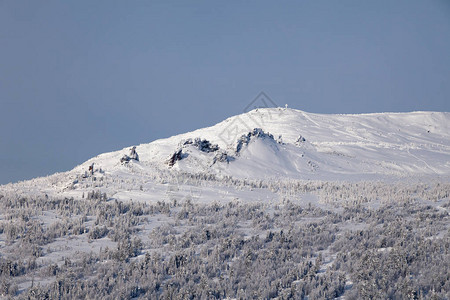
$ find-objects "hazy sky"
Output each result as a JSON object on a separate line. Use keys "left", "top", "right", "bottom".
{"left": 1, "top": 1, "right": 450, "bottom": 184}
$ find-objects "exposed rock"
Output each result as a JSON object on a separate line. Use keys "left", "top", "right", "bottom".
{"left": 121, "top": 146, "right": 139, "bottom": 164}
{"left": 183, "top": 138, "right": 219, "bottom": 153}
{"left": 236, "top": 128, "right": 275, "bottom": 154}
{"left": 129, "top": 146, "right": 139, "bottom": 161}
{"left": 213, "top": 150, "right": 231, "bottom": 164}
{"left": 167, "top": 149, "right": 184, "bottom": 167}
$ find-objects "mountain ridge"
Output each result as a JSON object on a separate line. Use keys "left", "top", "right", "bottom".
{"left": 77, "top": 108, "right": 450, "bottom": 175}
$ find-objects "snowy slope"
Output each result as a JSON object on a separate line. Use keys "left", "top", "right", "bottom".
{"left": 1, "top": 108, "right": 450, "bottom": 199}
{"left": 74, "top": 108, "right": 450, "bottom": 179}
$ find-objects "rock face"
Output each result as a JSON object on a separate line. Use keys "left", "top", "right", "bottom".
{"left": 129, "top": 146, "right": 139, "bottom": 161}
{"left": 213, "top": 150, "right": 231, "bottom": 164}
{"left": 167, "top": 138, "right": 220, "bottom": 167}
{"left": 235, "top": 128, "right": 275, "bottom": 154}
{"left": 167, "top": 149, "right": 184, "bottom": 167}
{"left": 183, "top": 138, "right": 219, "bottom": 153}
{"left": 120, "top": 146, "right": 139, "bottom": 164}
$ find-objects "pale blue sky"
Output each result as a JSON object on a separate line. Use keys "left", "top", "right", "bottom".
{"left": 1, "top": 1, "right": 449, "bottom": 184}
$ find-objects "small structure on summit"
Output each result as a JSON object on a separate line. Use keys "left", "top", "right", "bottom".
{"left": 121, "top": 146, "right": 139, "bottom": 164}
{"left": 295, "top": 135, "right": 306, "bottom": 146}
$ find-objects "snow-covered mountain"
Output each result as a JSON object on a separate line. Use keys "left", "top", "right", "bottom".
{"left": 1, "top": 108, "right": 450, "bottom": 199}
{"left": 74, "top": 108, "right": 450, "bottom": 179}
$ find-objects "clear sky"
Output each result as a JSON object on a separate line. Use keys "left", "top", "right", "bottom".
{"left": 1, "top": 0, "right": 449, "bottom": 184}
